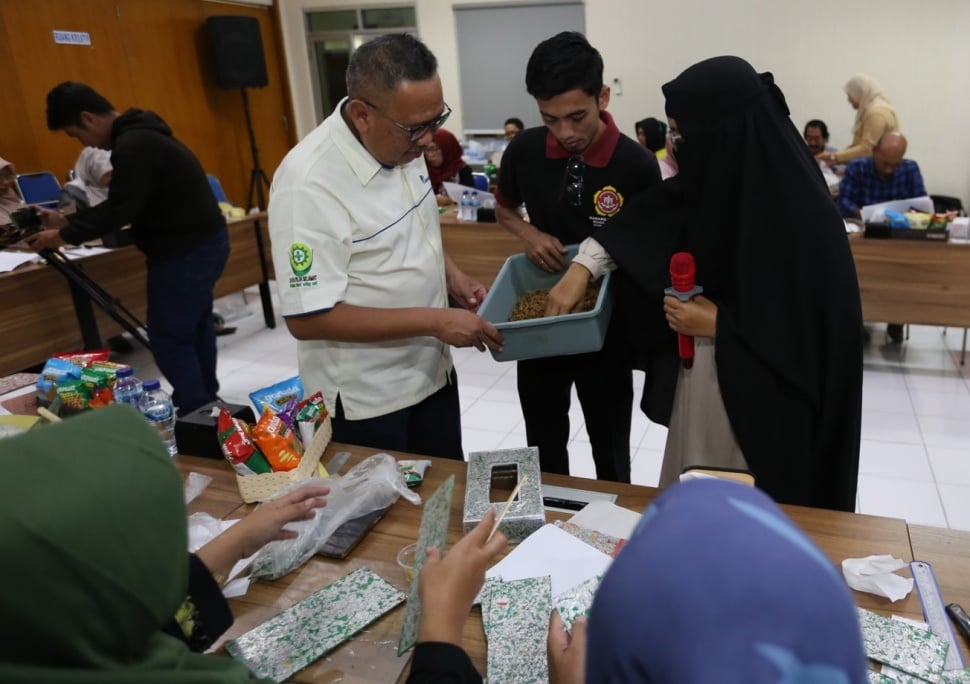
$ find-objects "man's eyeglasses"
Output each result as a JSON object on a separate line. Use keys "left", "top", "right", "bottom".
{"left": 360, "top": 100, "right": 452, "bottom": 142}
{"left": 564, "top": 157, "right": 585, "bottom": 207}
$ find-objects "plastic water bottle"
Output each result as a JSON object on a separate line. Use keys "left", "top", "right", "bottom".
{"left": 460, "top": 191, "right": 471, "bottom": 221}
{"left": 113, "top": 366, "right": 143, "bottom": 408}
{"left": 139, "top": 379, "right": 177, "bottom": 456}
{"left": 470, "top": 191, "right": 480, "bottom": 222}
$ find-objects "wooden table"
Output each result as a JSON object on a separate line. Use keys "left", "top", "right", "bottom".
{"left": 848, "top": 235, "right": 970, "bottom": 328}
{"left": 0, "top": 212, "right": 274, "bottom": 375}
{"left": 439, "top": 210, "right": 521, "bottom": 289}
{"left": 176, "top": 444, "right": 948, "bottom": 681}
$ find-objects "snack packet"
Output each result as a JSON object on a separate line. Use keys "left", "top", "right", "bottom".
{"left": 295, "top": 391, "right": 328, "bottom": 447}
{"left": 36, "top": 357, "right": 83, "bottom": 406}
{"left": 253, "top": 407, "right": 303, "bottom": 472}
{"left": 53, "top": 349, "right": 111, "bottom": 368}
{"left": 249, "top": 376, "right": 303, "bottom": 414}
{"left": 217, "top": 406, "right": 272, "bottom": 475}
{"left": 56, "top": 379, "right": 91, "bottom": 414}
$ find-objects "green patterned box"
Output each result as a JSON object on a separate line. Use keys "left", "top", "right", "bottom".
{"left": 464, "top": 447, "right": 544, "bottom": 542}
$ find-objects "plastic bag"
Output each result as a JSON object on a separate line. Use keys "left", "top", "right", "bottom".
{"left": 250, "top": 453, "right": 421, "bottom": 579}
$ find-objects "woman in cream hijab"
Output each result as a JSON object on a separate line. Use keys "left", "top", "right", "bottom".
{"left": 817, "top": 73, "right": 898, "bottom": 166}
{"left": 0, "top": 156, "right": 25, "bottom": 225}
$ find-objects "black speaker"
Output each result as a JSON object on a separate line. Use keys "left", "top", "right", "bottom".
{"left": 205, "top": 16, "right": 268, "bottom": 89}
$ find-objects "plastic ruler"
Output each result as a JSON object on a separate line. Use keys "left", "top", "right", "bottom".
{"left": 910, "top": 560, "right": 966, "bottom": 671}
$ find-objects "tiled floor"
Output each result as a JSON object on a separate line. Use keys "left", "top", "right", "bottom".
{"left": 119, "top": 285, "right": 970, "bottom": 531}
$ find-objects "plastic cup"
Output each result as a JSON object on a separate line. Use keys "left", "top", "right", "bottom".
{"left": 397, "top": 542, "right": 417, "bottom": 584}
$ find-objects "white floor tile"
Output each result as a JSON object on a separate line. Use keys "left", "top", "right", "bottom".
{"left": 861, "top": 386, "right": 913, "bottom": 414}
{"left": 856, "top": 475, "right": 947, "bottom": 527}
{"left": 909, "top": 388, "right": 970, "bottom": 420}
{"left": 566, "top": 441, "right": 597, "bottom": 480}
{"left": 903, "top": 370, "right": 969, "bottom": 394}
{"left": 927, "top": 445, "right": 970, "bottom": 487}
{"left": 861, "top": 368, "right": 909, "bottom": 390}
{"left": 918, "top": 415, "right": 970, "bottom": 450}
{"left": 858, "top": 440, "right": 933, "bottom": 481}
{"left": 860, "top": 410, "right": 923, "bottom": 444}
{"left": 458, "top": 352, "right": 509, "bottom": 376}
{"left": 457, "top": 372, "right": 500, "bottom": 400}
{"left": 631, "top": 447, "right": 663, "bottom": 487}
{"left": 638, "top": 423, "right": 669, "bottom": 451}
{"left": 938, "top": 484, "right": 970, "bottom": 531}
{"left": 461, "top": 428, "right": 510, "bottom": 456}
{"left": 460, "top": 399, "right": 523, "bottom": 433}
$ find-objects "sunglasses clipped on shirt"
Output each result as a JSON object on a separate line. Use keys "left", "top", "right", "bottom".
{"left": 564, "top": 157, "right": 585, "bottom": 207}
{"left": 360, "top": 99, "right": 452, "bottom": 142}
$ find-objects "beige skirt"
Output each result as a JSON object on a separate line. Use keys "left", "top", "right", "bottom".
{"left": 658, "top": 338, "right": 749, "bottom": 487}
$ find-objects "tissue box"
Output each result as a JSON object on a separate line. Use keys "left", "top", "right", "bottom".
{"left": 477, "top": 245, "right": 613, "bottom": 362}
{"left": 174, "top": 401, "right": 256, "bottom": 459}
{"left": 463, "top": 447, "right": 544, "bottom": 542}
{"left": 949, "top": 217, "right": 969, "bottom": 239}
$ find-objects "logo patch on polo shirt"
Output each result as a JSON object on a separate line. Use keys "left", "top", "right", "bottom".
{"left": 288, "top": 242, "right": 317, "bottom": 288}
{"left": 593, "top": 185, "right": 623, "bottom": 217}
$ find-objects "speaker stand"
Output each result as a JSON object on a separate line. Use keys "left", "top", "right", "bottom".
{"left": 241, "top": 87, "right": 270, "bottom": 211}
{"left": 240, "top": 87, "right": 276, "bottom": 329}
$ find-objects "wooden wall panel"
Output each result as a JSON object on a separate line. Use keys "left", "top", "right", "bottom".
{"left": 0, "top": 0, "right": 294, "bottom": 209}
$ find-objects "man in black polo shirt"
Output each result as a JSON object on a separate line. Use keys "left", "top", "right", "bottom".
{"left": 495, "top": 32, "right": 660, "bottom": 482}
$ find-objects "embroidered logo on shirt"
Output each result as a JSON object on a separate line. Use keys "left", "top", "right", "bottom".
{"left": 287, "top": 242, "right": 318, "bottom": 288}
{"left": 593, "top": 186, "right": 623, "bottom": 217}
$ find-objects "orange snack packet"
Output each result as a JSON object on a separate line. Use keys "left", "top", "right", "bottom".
{"left": 252, "top": 407, "right": 303, "bottom": 472}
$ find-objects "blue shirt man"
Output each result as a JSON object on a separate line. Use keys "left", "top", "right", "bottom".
{"left": 837, "top": 132, "right": 926, "bottom": 218}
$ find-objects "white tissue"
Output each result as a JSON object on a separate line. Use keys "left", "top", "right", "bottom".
{"left": 184, "top": 471, "right": 213, "bottom": 504}
{"left": 841, "top": 554, "right": 914, "bottom": 602}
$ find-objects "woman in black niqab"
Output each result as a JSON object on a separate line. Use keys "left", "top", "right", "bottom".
{"left": 551, "top": 56, "right": 863, "bottom": 511}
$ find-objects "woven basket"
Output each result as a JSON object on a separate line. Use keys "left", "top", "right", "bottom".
{"left": 236, "top": 415, "right": 333, "bottom": 503}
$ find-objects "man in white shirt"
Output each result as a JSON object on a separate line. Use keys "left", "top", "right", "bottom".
{"left": 269, "top": 34, "right": 503, "bottom": 459}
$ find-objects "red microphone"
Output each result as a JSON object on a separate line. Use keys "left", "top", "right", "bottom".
{"left": 665, "top": 252, "right": 703, "bottom": 369}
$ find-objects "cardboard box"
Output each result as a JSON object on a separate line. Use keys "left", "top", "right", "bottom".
{"left": 477, "top": 245, "right": 613, "bottom": 362}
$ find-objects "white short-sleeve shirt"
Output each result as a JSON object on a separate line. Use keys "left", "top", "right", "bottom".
{"left": 268, "top": 99, "right": 452, "bottom": 420}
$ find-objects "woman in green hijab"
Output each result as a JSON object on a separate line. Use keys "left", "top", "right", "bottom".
{"left": 0, "top": 404, "right": 328, "bottom": 683}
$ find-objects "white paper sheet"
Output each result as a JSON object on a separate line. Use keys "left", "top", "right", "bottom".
{"left": 187, "top": 512, "right": 257, "bottom": 597}
{"left": 860, "top": 195, "right": 934, "bottom": 222}
{"left": 485, "top": 523, "right": 612, "bottom": 596}
{"left": 567, "top": 500, "right": 640, "bottom": 539}
{"left": 0, "top": 251, "right": 41, "bottom": 272}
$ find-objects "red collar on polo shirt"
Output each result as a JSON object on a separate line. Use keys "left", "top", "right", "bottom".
{"left": 544, "top": 110, "right": 620, "bottom": 167}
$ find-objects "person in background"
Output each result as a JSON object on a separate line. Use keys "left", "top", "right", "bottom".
{"left": 548, "top": 479, "right": 868, "bottom": 684}
{"left": 818, "top": 74, "right": 898, "bottom": 167}
{"left": 0, "top": 404, "right": 329, "bottom": 682}
{"left": 425, "top": 128, "right": 474, "bottom": 205}
{"left": 837, "top": 131, "right": 925, "bottom": 344}
{"left": 59, "top": 146, "right": 112, "bottom": 211}
{"left": 803, "top": 119, "right": 835, "bottom": 157}
{"left": 657, "top": 120, "right": 680, "bottom": 180}
{"left": 496, "top": 31, "right": 660, "bottom": 484}
{"left": 547, "top": 56, "right": 863, "bottom": 512}
{"left": 268, "top": 34, "right": 502, "bottom": 461}
{"left": 836, "top": 132, "right": 926, "bottom": 220}
{"left": 0, "top": 156, "right": 24, "bottom": 225}
{"left": 30, "top": 82, "right": 230, "bottom": 417}
{"left": 635, "top": 116, "right": 667, "bottom": 159}
{"left": 504, "top": 117, "right": 524, "bottom": 140}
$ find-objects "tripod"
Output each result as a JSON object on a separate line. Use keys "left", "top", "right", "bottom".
{"left": 241, "top": 87, "right": 270, "bottom": 211}
{"left": 240, "top": 87, "right": 276, "bottom": 329}
{"left": 39, "top": 247, "right": 151, "bottom": 351}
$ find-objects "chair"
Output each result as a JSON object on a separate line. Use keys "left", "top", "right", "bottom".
{"left": 16, "top": 172, "right": 62, "bottom": 209}
{"left": 472, "top": 172, "right": 489, "bottom": 192}
{"left": 931, "top": 194, "right": 965, "bottom": 216}
{"left": 207, "top": 173, "right": 229, "bottom": 204}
